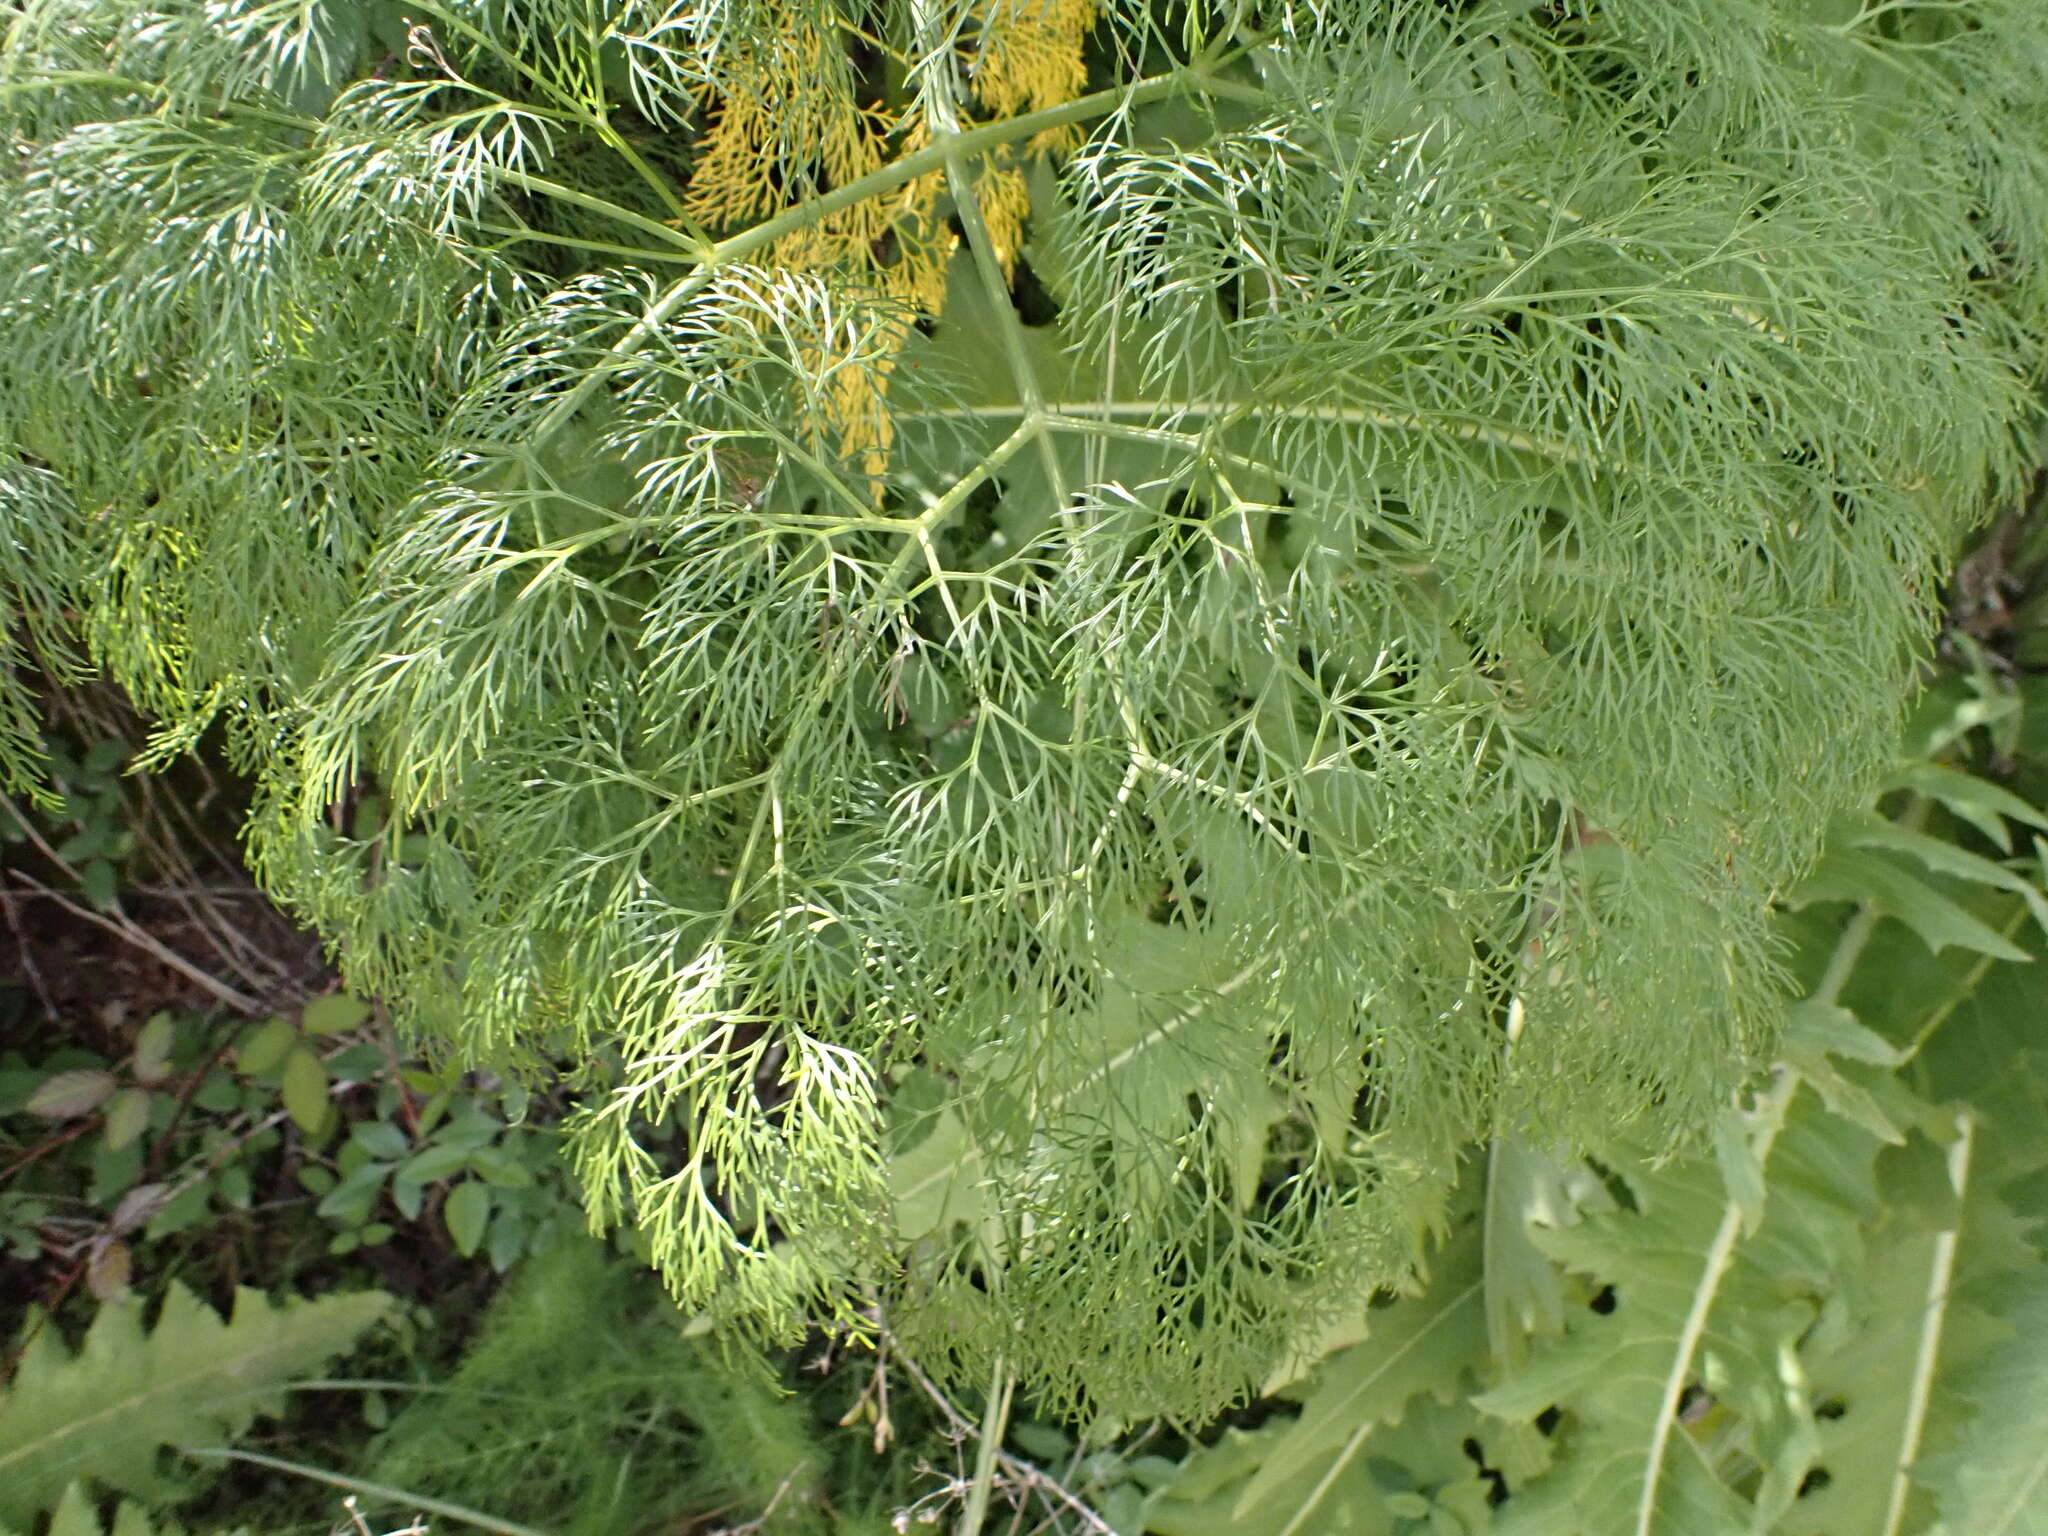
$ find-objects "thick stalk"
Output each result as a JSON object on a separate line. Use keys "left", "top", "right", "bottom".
{"left": 957, "top": 1359, "right": 1015, "bottom": 1536}
{"left": 1880, "top": 1110, "right": 1975, "bottom": 1536}
{"left": 1633, "top": 1068, "right": 1798, "bottom": 1536}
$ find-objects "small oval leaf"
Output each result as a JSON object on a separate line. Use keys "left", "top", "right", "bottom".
{"left": 80, "top": 859, "right": 119, "bottom": 911}
{"left": 390, "top": 1176, "right": 425, "bottom": 1221}
{"left": 444, "top": 1180, "right": 490, "bottom": 1258}
{"left": 237, "top": 1018, "right": 298, "bottom": 1077}
{"left": 131, "top": 1013, "right": 177, "bottom": 1083}
{"left": 351, "top": 1120, "right": 410, "bottom": 1161}
{"left": 26, "top": 1068, "right": 117, "bottom": 1120}
{"left": 102, "top": 1088, "right": 153, "bottom": 1152}
{"left": 402, "top": 1141, "right": 475, "bottom": 1184}
{"left": 302, "top": 993, "right": 372, "bottom": 1035}
{"left": 470, "top": 1146, "right": 535, "bottom": 1189}
{"left": 281, "top": 1046, "right": 331, "bottom": 1135}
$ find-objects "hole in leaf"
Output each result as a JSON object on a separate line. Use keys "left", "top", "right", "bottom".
{"left": 1462, "top": 1438, "right": 1511, "bottom": 1505}
{"left": 1584, "top": 1156, "right": 1637, "bottom": 1211}
{"left": 1011, "top": 258, "right": 1059, "bottom": 326}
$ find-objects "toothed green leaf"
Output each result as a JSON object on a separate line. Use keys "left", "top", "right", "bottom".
{"left": 0, "top": 1282, "right": 391, "bottom": 1524}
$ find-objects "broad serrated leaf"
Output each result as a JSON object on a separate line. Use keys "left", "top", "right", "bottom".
{"left": 1908, "top": 910, "right": 2048, "bottom": 1229}
{"left": 1842, "top": 814, "right": 2048, "bottom": 939}
{"left": 1923, "top": 1265, "right": 2048, "bottom": 1536}
{"left": 1781, "top": 1004, "right": 1918, "bottom": 1145}
{"left": 1143, "top": 1418, "right": 1388, "bottom": 1536}
{"left": 1782, "top": 1002, "right": 1904, "bottom": 1067}
{"left": 1710, "top": 1109, "right": 1767, "bottom": 1236}
{"left": 1475, "top": 1087, "right": 1877, "bottom": 1536}
{"left": 1792, "top": 848, "right": 2031, "bottom": 961}
{"left": 39, "top": 1485, "right": 179, "bottom": 1536}
{"left": 1777, "top": 1118, "right": 2011, "bottom": 1536}
{"left": 1883, "top": 761, "right": 2048, "bottom": 852}
{"left": 50, "top": 1485, "right": 104, "bottom": 1536}
{"left": 1229, "top": 1231, "right": 1487, "bottom": 1520}
{"left": 889, "top": 1108, "right": 991, "bottom": 1244}
{"left": 0, "top": 1281, "right": 391, "bottom": 1523}
{"left": 1485, "top": 1135, "right": 1610, "bottom": 1363}
{"left": 1145, "top": 1386, "right": 1513, "bottom": 1536}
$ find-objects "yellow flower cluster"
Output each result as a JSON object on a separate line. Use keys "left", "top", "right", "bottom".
{"left": 967, "top": 0, "right": 1097, "bottom": 270}
{"left": 679, "top": 0, "right": 1095, "bottom": 468}
{"left": 970, "top": 0, "right": 1095, "bottom": 137}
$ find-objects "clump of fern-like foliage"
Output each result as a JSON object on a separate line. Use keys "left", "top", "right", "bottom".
{"left": 368, "top": 1234, "right": 891, "bottom": 1535}
{"left": 2, "top": 0, "right": 2044, "bottom": 1420}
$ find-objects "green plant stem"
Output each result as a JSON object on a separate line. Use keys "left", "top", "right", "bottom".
{"left": 915, "top": 397, "right": 1594, "bottom": 468}
{"left": 490, "top": 168, "right": 702, "bottom": 252}
{"left": 290, "top": 1377, "right": 519, "bottom": 1397}
{"left": 1634, "top": 1067, "right": 1798, "bottom": 1536}
{"left": 472, "top": 220, "right": 696, "bottom": 265}
{"left": 956, "top": 1358, "right": 1015, "bottom": 1536}
{"left": 1881, "top": 1110, "right": 1974, "bottom": 1536}
{"left": 1280, "top": 1419, "right": 1376, "bottom": 1536}
{"left": 184, "top": 1447, "right": 558, "bottom": 1536}
{"left": 0, "top": 71, "right": 163, "bottom": 98}
{"left": 588, "top": 120, "right": 694, "bottom": 228}
{"left": 1483, "top": 994, "right": 1531, "bottom": 1365}
{"left": 1814, "top": 903, "right": 1881, "bottom": 1009}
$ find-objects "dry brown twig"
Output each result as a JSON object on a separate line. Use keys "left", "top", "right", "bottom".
{"left": 0, "top": 781, "right": 272, "bottom": 1012}
{"left": 5, "top": 867, "right": 262, "bottom": 1014}
{"left": 0, "top": 883, "right": 56, "bottom": 1016}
